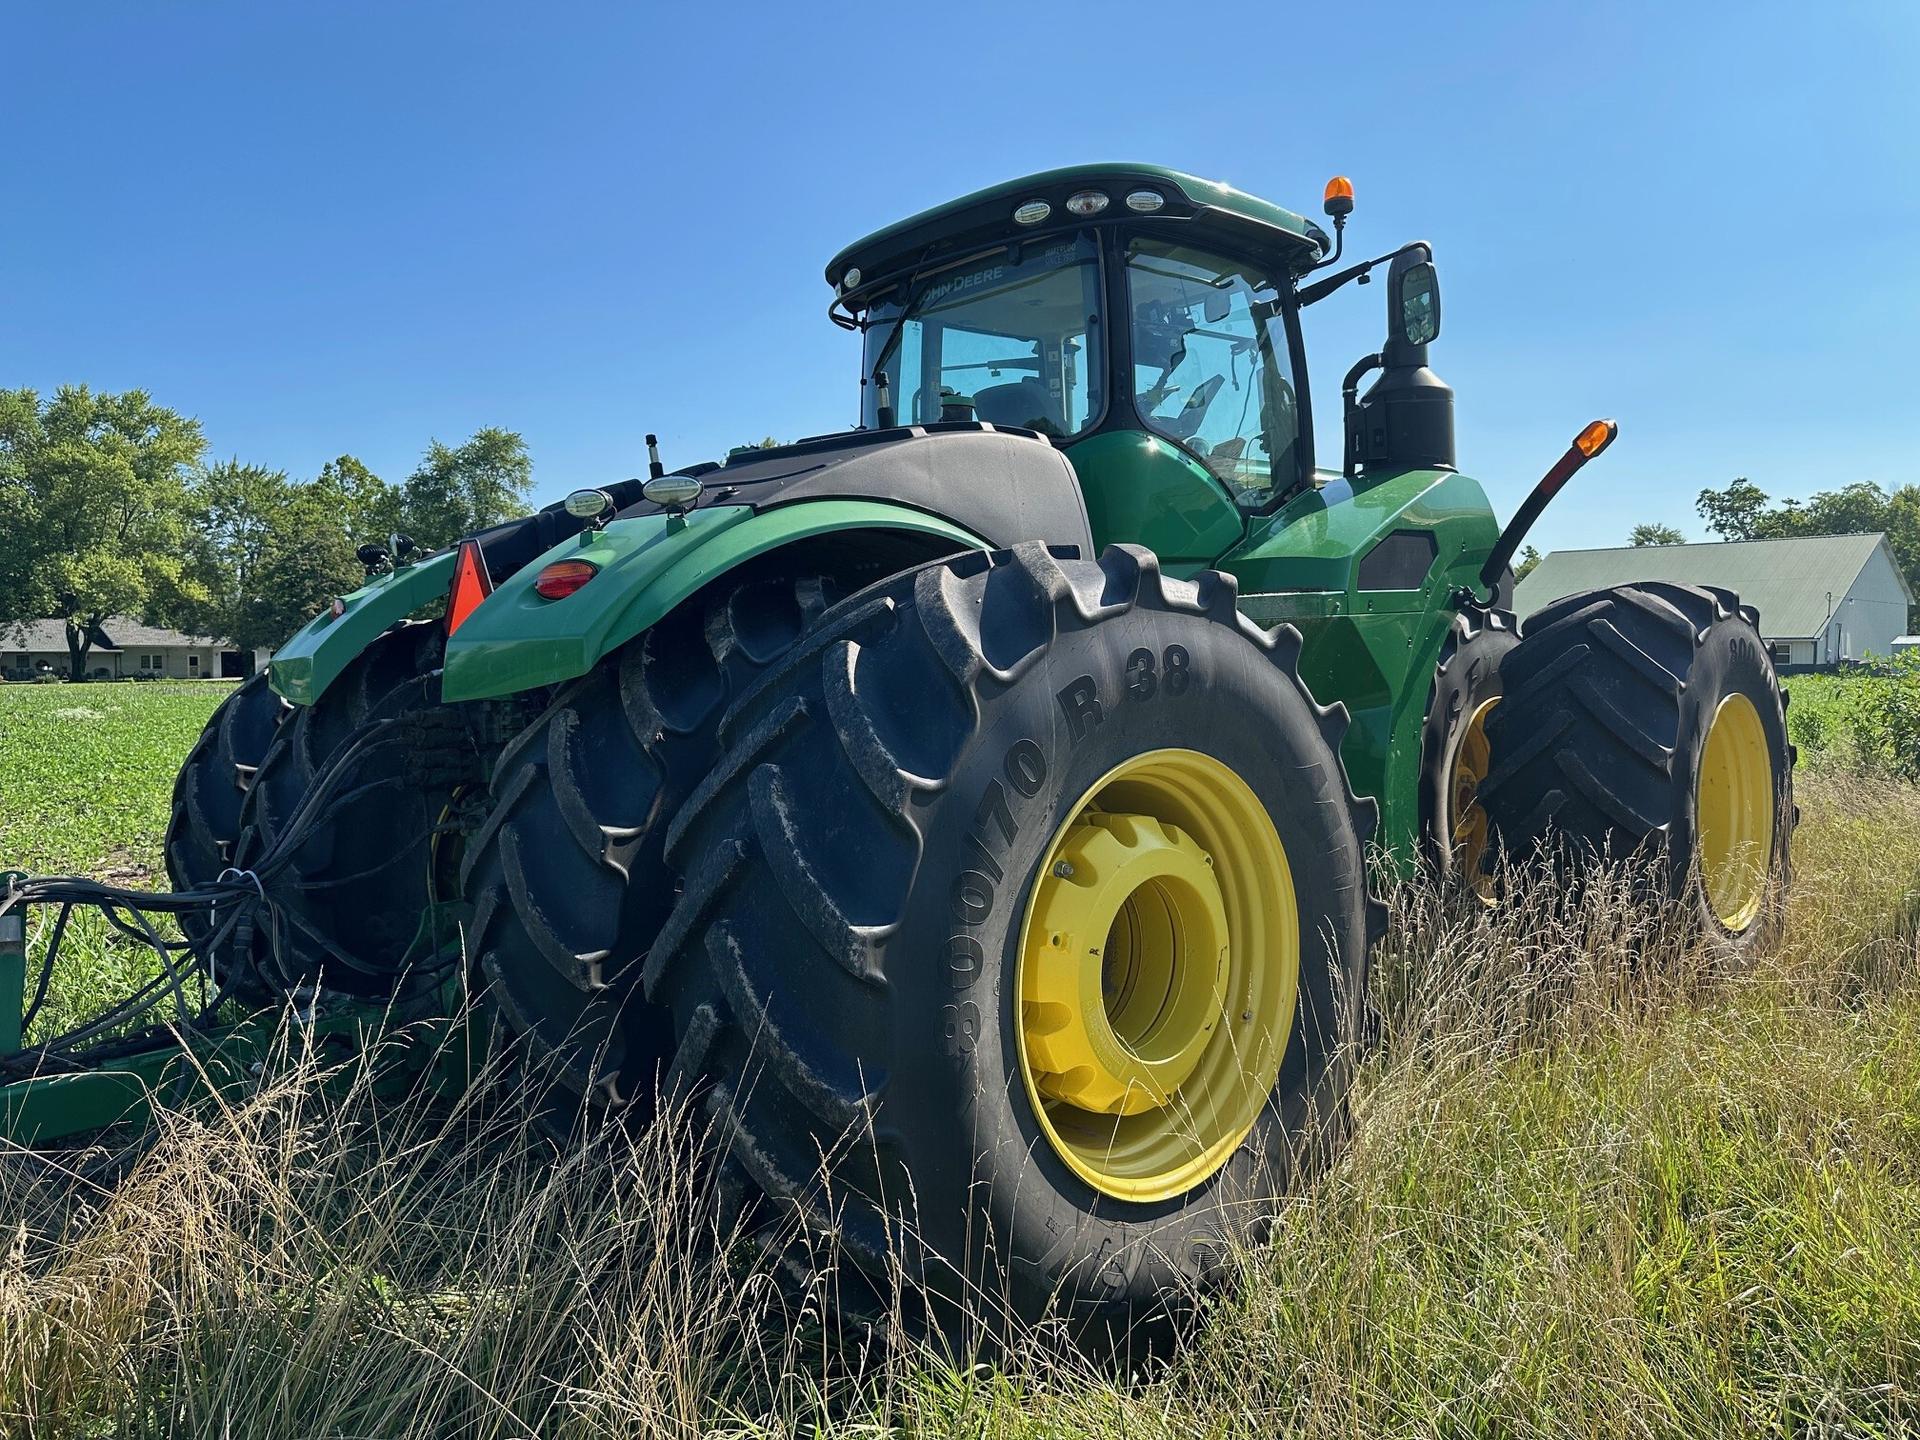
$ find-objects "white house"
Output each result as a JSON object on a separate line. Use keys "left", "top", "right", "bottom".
{"left": 1, "top": 618, "right": 248, "bottom": 680}
{"left": 1514, "top": 532, "right": 1915, "bottom": 672}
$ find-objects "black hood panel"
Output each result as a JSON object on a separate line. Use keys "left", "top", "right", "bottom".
{"left": 610, "top": 422, "right": 1093, "bottom": 555}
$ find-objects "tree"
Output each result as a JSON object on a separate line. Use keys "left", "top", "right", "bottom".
{"left": 316, "top": 454, "right": 404, "bottom": 543}
{"left": 1514, "top": 544, "right": 1543, "bottom": 581}
{"left": 1695, "top": 475, "right": 1920, "bottom": 628}
{"left": 229, "top": 487, "right": 364, "bottom": 652}
{"left": 182, "top": 460, "right": 375, "bottom": 653}
{"left": 1629, "top": 522, "right": 1685, "bottom": 546}
{"left": 0, "top": 386, "right": 205, "bottom": 676}
{"left": 394, "top": 429, "right": 533, "bottom": 551}
{"left": 1695, "top": 477, "right": 1772, "bottom": 541}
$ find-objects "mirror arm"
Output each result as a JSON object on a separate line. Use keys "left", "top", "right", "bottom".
{"left": 1294, "top": 243, "right": 1426, "bottom": 308}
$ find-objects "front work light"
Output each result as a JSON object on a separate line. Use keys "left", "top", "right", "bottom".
{"left": 533, "top": 558, "right": 600, "bottom": 600}
{"left": 1065, "top": 190, "right": 1109, "bottom": 216}
{"left": 564, "top": 488, "right": 612, "bottom": 520}
{"left": 642, "top": 475, "right": 704, "bottom": 508}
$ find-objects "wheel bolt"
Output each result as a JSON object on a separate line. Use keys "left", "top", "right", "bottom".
{"left": 1052, "top": 860, "right": 1075, "bottom": 878}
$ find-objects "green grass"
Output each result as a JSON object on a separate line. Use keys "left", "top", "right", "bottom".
{"left": 0, "top": 680, "right": 230, "bottom": 880}
{"left": 3, "top": 684, "right": 1919, "bottom": 1436}
{"left": 0, "top": 681, "right": 232, "bottom": 1039}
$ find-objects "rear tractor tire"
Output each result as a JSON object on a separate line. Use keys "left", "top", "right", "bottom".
{"left": 164, "top": 672, "right": 290, "bottom": 969}
{"left": 1418, "top": 604, "right": 1517, "bottom": 897}
{"left": 644, "top": 544, "right": 1382, "bottom": 1348}
{"left": 461, "top": 570, "right": 840, "bottom": 1121}
{"left": 1479, "top": 581, "right": 1793, "bottom": 947}
{"left": 233, "top": 620, "right": 474, "bottom": 996}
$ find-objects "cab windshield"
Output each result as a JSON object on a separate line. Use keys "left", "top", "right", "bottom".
{"left": 860, "top": 233, "right": 1104, "bottom": 438}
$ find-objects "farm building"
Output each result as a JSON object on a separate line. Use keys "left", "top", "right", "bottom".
{"left": 1, "top": 618, "right": 250, "bottom": 681}
{"left": 1515, "top": 532, "right": 1915, "bottom": 672}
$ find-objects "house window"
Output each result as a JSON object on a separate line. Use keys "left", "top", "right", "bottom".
{"left": 1770, "top": 643, "right": 1792, "bottom": 667}
{"left": 140, "top": 653, "right": 164, "bottom": 672}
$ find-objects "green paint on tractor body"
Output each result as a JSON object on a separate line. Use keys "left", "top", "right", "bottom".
{"left": 439, "top": 500, "right": 988, "bottom": 702}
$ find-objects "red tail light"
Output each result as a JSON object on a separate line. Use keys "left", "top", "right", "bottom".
{"left": 447, "top": 540, "right": 494, "bottom": 635}
{"left": 533, "top": 558, "right": 599, "bottom": 600}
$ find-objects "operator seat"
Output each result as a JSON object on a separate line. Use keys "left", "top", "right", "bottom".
{"left": 971, "top": 377, "right": 1063, "bottom": 436}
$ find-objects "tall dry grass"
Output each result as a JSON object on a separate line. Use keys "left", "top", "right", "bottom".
{"left": 2, "top": 766, "right": 1917, "bottom": 1438}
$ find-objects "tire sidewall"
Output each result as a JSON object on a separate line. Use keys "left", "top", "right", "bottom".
{"left": 1419, "top": 611, "right": 1515, "bottom": 874}
{"left": 881, "top": 604, "right": 1368, "bottom": 1318}
{"left": 1670, "top": 614, "right": 1793, "bottom": 947}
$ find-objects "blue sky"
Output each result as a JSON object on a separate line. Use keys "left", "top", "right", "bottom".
{"left": 4, "top": 2, "right": 1916, "bottom": 555}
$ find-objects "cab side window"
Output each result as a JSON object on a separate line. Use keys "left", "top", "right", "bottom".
{"left": 1126, "top": 239, "right": 1300, "bottom": 507}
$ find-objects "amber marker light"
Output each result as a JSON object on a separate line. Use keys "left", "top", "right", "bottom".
{"left": 1575, "top": 418, "right": 1618, "bottom": 458}
{"left": 1322, "top": 175, "right": 1354, "bottom": 218}
{"left": 533, "top": 558, "right": 600, "bottom": 600}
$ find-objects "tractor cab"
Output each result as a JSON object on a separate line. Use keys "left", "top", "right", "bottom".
{"left": 828, "top": 164, "right": 1452, "bottom": 571}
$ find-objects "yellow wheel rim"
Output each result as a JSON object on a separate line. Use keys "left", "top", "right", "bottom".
{"left": 1696, "top": 692, "right": 1774, "bottom": 932}
{"left": 1014, "top": 749, "right": 1298, "bottom": 1203}
{"left": 1446, "top": 697, "right": 1499, "bottom": 902}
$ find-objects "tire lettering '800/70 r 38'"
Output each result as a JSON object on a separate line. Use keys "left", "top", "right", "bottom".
{"left": 943, "top": 646, "right": 1195, "bottom": 1058}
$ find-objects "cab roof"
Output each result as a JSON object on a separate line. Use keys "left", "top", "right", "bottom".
{"left": 825, "top": 164, "right": 1330, "bottom": 297}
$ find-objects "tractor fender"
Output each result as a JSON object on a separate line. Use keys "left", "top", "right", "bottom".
{"left": 438, "top": 499, "right": 990, "bottom": 702}
{"left": 268, "top": 550, "right": 457, "bottom": 706}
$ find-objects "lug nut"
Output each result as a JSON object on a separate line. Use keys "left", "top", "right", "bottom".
{"left": 1052, "top": 860, "right": 1076, "bottom": 878}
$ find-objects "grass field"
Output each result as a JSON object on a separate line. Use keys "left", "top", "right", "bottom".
{"left": 3, "top": 679, "right": 1918, "bottom": 1436}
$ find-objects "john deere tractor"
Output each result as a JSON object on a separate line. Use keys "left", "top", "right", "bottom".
{"left": 124, "top": 166, "right": 1794, "bottom": 1341}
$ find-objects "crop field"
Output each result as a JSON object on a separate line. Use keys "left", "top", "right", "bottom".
{"left": 2, "top": 677, "right": 1918, "bottom": 1436}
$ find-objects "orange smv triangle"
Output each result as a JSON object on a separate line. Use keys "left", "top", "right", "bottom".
{"left": 446, "top": 540, "right": 494, "bottom": 635}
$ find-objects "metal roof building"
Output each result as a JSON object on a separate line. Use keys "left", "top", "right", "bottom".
{"left": 1514, "top": 532, "right": 1915, "bottom": 671}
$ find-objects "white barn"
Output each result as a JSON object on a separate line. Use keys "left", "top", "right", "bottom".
{"left": 1515, "top": 532, "right": 1914, "bottom": 672}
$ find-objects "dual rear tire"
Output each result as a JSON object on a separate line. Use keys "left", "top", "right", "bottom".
{"left": 1477, "top": 581, "right": 1793, "bottom": 945}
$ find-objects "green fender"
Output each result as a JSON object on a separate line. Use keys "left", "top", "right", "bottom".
{"left": 439, "top": 500, "right": 988, "bottom": 702}
{"left": 268, "top": 550, "right": 458, "bottom": 706}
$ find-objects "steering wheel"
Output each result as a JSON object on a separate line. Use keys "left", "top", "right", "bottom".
{"left": 1163, "top": 374, "right": 1226, "bottom": 440}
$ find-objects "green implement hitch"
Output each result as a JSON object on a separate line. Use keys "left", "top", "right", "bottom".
{"left": 0, "top": 886, "right": 478, "bottom": 1148}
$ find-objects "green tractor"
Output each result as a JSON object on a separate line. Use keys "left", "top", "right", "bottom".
{"left": 158, "top": 165, "right": 1793, "bottom": 1340}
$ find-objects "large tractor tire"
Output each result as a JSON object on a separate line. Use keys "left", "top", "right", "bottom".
{"left": 1479, "top": 582, "right": 1793, "bottom": 945}
{"left": 462, "top": 570, "right": 838, "bottom": 1119}
{"left": 164, "top": 672, "right": 289, "bottom": 960}
{"left": 1418, "top": 605, "right": 1517, "bottom": 894}
{"left": 233, "top": 620, "right": 470, "bottom": 996}
{"left": 644, "top": 544, "right": 1381, "bottom": 1347}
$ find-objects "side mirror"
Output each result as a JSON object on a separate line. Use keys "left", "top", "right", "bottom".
{"left": 1396, "top": 259, "right": 1440, "bottom": 346}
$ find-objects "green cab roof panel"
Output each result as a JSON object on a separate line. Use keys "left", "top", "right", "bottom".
{"left": 826, "top": 164, "right": 1330, "bottom": 290}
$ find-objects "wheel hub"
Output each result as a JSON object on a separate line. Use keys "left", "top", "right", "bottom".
{"left": 1021, "top": 813, "right": 1229, "bottom": 1115}
{"left": 1014, "top": 748, "right": 1299, "bottom": 1204}
{"left": 1448, "top": 697, "right": 1499, "bottom": 900}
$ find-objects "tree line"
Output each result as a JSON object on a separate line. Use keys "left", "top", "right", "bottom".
{"left": 0, "top": 386, "right": 535, "bottom": 675}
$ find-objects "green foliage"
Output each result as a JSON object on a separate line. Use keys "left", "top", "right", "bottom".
{"left": 1627, "top": 521, "right": 1684, "bottom": 546}
{"left": 1513, "top": 543, "right": 1542, "bottom": 580}
{"left": 0, "top": 386, "right": 207, "bottom": 675}
{"left": 1697, "top": 475, "right": 1920, "bottom": 627}
{"left": 181, "top": 461, "right": 370, "bottom": 653}
{"left": 1788, "top": 653, "right": 1920, "bottom": 782}
{"left": 1694, "top": 475, "right": 1772, "bottom": 541}
{"left": 393, "top": 428, "right": 534, "bottom": 551}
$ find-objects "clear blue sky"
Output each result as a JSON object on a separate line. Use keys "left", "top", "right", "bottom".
{"left": 4, "top": 2, "right": 1916, "bottom": 556}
